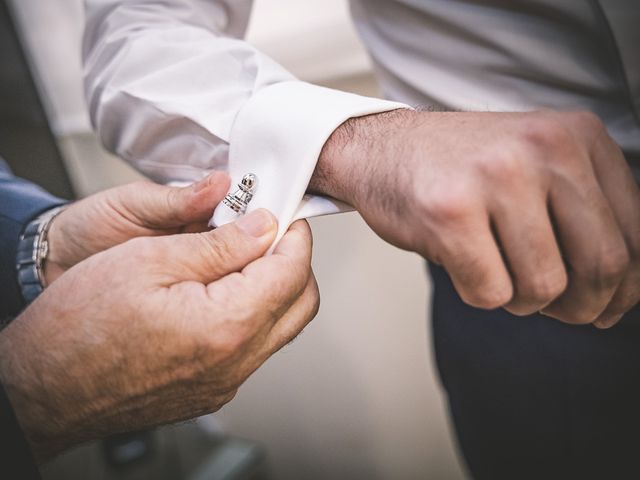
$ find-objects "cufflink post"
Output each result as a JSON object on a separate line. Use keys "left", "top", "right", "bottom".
{"left": 222, "top": 173, "right": 258, "bottom": 214}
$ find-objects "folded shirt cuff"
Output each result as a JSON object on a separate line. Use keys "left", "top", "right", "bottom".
{"left": 211, "top": 81, "right": 411, "bottom": 246}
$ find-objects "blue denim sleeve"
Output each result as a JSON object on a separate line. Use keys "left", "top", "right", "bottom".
{"left": 0, "top": 158, "right": 66, "bottom": 322}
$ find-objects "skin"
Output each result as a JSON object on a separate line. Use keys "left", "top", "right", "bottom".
{"left": 0, "top": 174, "right": 319, "bottom": 463}
{"left": 311, "top": 109, "right": 640, "bottom": 328}
{"left": 43, "top": 171, "right": 233, "bottom": 284}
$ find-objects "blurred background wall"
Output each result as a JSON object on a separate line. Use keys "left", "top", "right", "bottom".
{"left": 7, "top": 0, "right": 467, "bottom": 478}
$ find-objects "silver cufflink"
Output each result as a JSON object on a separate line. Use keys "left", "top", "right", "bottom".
{"left": 223, "top": 173, "right": 258, "bottom": 214}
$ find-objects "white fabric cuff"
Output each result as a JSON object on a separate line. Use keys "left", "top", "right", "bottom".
{"left": 210, "top": 81, "right": 410, "bottom": 247}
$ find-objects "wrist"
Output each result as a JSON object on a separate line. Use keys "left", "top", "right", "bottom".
{"left": 311, "top": 108, "right": 417, "bottom": 209}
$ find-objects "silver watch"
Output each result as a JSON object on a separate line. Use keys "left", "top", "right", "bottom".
{"left": 16, "top": 206, "right": 66, "bottom": 304}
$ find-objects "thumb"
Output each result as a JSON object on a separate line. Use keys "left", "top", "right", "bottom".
{"left": 157, "top": 209, "right": 278, "bottom": 284}
{"left": 113, "top": 171, "right": 231, "bottom": 229}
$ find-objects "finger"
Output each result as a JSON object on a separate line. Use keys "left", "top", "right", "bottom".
{"left": 113, "top": 171, "right": 230, "bottom": 229}
{"left": 542, "top": 170, "right": 628, "bottom": 324}
{"left": 271, "top": 219, "right": 314, "bottom": 257}
{"left": 592, "top": 262, "right": 640, "bottom": 329}
{"left": 491, "top": 190, "right": 567, "bottom": 316}
{"left": 593, "top": 285, "right": 635, "bottom": 329}
{"left": 435, "top": 211, "right": 513, "bottom": 310}
{"left": 263, "top": 272, "right": 320, "bottom": 355}
{"left": 244, "top": 219, "right": 314, "bottom": 305}
{"left": 233, "top": 274, "right": 320, "bottom": 383}
{"left": 152, "top": 208, "right": 277, "bottom": 284}
{"left": 206, "top": 220, "right": 313, "bottom": 324}
{"left": 587, "top": 132, "right": 640, "bottom": 328}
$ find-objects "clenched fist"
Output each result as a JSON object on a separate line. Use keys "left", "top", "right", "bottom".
{"left": 313, "top": 109, "right": 640, "bottom": 328}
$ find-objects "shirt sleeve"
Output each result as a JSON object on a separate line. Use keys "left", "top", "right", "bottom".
{"left": 0, "top": 160, "right": 66, "bottom": 323}
{"left": 82, "top": 0, "right": 410, "bottom": 243}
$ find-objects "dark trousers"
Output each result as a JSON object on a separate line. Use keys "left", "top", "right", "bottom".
{"left": 429, "top": 264, "right": 640, "bottom": 480}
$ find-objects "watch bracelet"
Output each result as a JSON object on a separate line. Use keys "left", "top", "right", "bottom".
{"left": 16, "top": 205, "right": 67, "bottom": 303}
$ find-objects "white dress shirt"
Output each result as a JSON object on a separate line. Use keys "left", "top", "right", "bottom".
{"left": 83, "top": 0, "right": 640, "bottom": 243}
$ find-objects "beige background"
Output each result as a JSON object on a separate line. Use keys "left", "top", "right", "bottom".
{"left": 9, "top": 0, "right": 467, "bottom": 478}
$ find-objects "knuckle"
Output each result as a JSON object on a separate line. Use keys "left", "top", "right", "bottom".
{"left": 521, "top": 116, "right": 574, "bottom": 155}
{"left": 524, "top": 114, "right": 571, "bottom": 148}
{"left": 479, "top": 148, "right": 524, "bottom": 183}
{"left": 463, "top": 285, "right": 512, "bottom": 310}
{"left": 422, "top": 187, "right": 476, "bottom": 226}
{"left": 570, "top": 110, "right": 605, "bottom": 135}
{"left": 585, "top": 246, "right": 630, "bottom": 288}
{"left": 520, "top": 269, "right": 568, "bottom": 305}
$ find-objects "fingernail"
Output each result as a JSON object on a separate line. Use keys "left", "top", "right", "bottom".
{"left": 236, "top": 209, "right": 275, "bottom": 237}
{"left": 193, "top": 171, "right": 227, "bottom": 193}
{"left": 593, "top": 314, "right": 622, "bottom": 330}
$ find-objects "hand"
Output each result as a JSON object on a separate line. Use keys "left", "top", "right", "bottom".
{"left": 44, "top": 171, "right": 231, "bottom": 284}
{"left": 0, "top": 210, "right": 319, "bottom": 462}
{"left": 312, "top": 109, "right": 640, "bottom": 328}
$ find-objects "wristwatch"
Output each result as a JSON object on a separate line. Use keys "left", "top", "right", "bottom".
{"left": 16, "top": 206, "right": 66, "bottom": 304}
